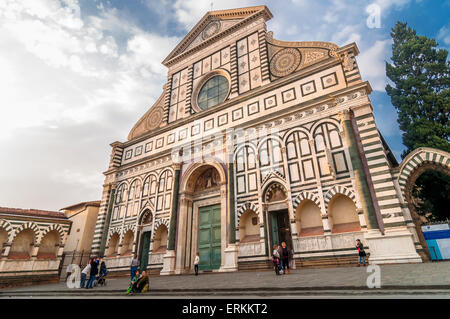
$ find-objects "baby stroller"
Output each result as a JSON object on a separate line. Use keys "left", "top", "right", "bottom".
{"left": 94, "top": 262, "right": 108, "bottom": 287}
{"left": 94, "top": 271, "right": 108, "bottom": 287}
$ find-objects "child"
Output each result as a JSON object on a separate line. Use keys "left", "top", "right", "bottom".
{"left": 194, "top": 252, "right": 200, "bottom": 276}
{"left": 272, "top": 245, "right": 281, "bottom": 275}
{"left": 356, "top": 239, "right": 367, "bottom": 266}
{"left": 126, "top": 269, "right": 141, "bottom": 295}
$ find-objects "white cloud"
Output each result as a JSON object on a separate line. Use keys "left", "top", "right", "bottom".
{"left": 437, "top": 24, "right": 450, "bottom": 46}
{"left": 0, "top": 0, "right": 179, "bottom": 210}
{"left": 357, "top": 39, "right": 392, "bottom": 91}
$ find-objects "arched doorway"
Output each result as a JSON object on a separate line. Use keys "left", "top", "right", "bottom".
{"left": 177, "top": 162, "right": 227, "bottom": 273}
{"left": 398, "top": 148, "right": 450, "bottom": 260}
{"left": 137, "top": 209, "right": 153, "bottom": 270}
{"left": 263, "top": 182, "right": 292, "bottom": 249}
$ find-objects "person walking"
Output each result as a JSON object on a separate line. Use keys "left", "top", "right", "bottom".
{"left": 86, "top": 257, "right": 99, "bottom": 289}
{"left": 356, "top": 239, "right": 367, "bottom": 266}
{"left": 194, "top": 252, "right": 200, "bottom": 276}
{"left": 130, "top": 254, "right": 139, "bottom": 279}
{"left": 272, "top": 245, "right": 281, "bottom": 275}
{"left": 280, "top": 241, "right": 291, "bottom": 275}
{"left": 80, "top": 262, "right": 91, "bottom": 288}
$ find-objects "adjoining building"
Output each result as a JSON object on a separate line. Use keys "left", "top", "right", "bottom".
{"left": 59, "top": 201, "right": 100, "bottom": 278}
{"left": 91, "top": 5, "right": 449, "bottom": 275}
{"left": 0, "top": 207, "right": 71, "bottom": 287}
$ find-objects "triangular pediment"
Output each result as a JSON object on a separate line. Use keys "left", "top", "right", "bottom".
{"left": 162, "top": 5, "right": 272, "bottom": 66}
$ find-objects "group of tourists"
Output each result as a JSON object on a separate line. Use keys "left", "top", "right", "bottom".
{"left": 272, "top": 241, "right": 294, "bottom": 275}
{"left": 80, "top": 257, "right": 108, "bottom": 289}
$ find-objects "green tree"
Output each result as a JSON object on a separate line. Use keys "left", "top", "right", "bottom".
{"left": 386, "top": 22, "right": 450, "bottom": 221}
{"left": 386, "top": 22, "right": 449, "bottom": 157}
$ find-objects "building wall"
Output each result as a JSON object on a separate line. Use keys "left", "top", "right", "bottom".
{"left": 91, "top": 6, "right": 423, "bottom": 273}
{"left": 0, "top": 215, "right": 70, "bottom": 287}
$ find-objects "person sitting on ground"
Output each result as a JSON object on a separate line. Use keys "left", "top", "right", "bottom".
{"left": 126, "top": 269, "right": 141, "bottom": 295}
{"left": 132, "top": 270, "right": 149, "bottom": 294}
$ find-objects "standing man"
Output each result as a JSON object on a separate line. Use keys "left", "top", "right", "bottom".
{"left": 130, "top": 253, "right": 139, "bottom": 279}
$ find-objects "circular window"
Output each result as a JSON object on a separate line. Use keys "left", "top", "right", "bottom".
{"left": 197, "top": 75, "right": 229, "bottom": 110}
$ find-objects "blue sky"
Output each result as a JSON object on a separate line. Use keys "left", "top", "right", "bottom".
{"left": 0, "top": 0, "right": 448, "bottom": 210}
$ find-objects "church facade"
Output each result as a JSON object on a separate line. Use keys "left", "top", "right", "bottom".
{"left": 91, "top": 6, "right": 435, "bottom": 275}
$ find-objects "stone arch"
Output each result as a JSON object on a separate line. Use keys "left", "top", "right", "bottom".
{"left": 107, "top": 227, "right": 121, "bottom": 243}
{"left": 237, "top": 202, "right": 259, "bottom": 225}
{"left": 327, "top": 194, "right": 360, "bottom": 234}
{"left": 295, "top": 199, "right": 324, "bottom": 237}
{"left": 122, "top": 223, "right": 135, "bottom": 235}
{"left": 263, "top": 181, "right": 288, "bottom": 203}
{"left": 152, "top": 223, "right": 168, "bottom": 253}
{"left": 138, "top": 208, "right": 154, "bottom": 225}
{"left": 0, "top": 219, "right": 13, "bottom": 242}
{"left": 120, "top": 229, "right": 134, "bottom": 256}
{"left": 282, "top": 126, "right": 311, "bottom": 144}
{"left": 324, "top": 185, "right": 357, "bottom": 210}
{"left": 238, "top": 209, "right": 260, "bottom": 243}
{"left": 40, "top": 224, "right": 65, "bottom": 245}
{"left": 9, "top": 226, "right": 38, "bottom": 259}
{"left": 106, "top": 232, "right": 120, "bottom": 257}
{"left": 397, "top": 147, "right": 450, "bottom": 260}
{"left": 153, "top": 218, "right": 170, "bottom": 232}
{"left": 180, "top": 160, "right": 227, "bottom": 194}
{"left": 13, "top": 222, "right": 40, "bottom": 241}
{"left": 292, "top": 191, "right": 321, "bottom": 210}
{"left": 397, "top": 147, "right": 450, "bottom": 202}
{"left": 310, "top": 117, "right": 342, "bottom": 134}
{"left": 37, "top": 230, "right": 60, "bottom": 259}
{"left": 261, "top": 171, "right": 286, "bottom": 189}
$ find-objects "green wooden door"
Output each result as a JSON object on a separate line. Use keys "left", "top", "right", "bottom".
{"left": 270, "top": 213, "right": 279, "bottom": 247}
{"left": 140, "top": 231, "right": 151, "bottom": 270}
{"left": 198, "top": 205, "right": 221, "bottom": 271}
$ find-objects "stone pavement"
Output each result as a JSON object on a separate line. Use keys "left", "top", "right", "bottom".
{"left": 1, "top": 261, "right": 449, "bottom": 297}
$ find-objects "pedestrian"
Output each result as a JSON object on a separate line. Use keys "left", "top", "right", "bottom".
{"left": 280, "top": 241, "right": 291, "bottom": 275}
{"left": 130, "top": 253, "right": 139, "bottom": 279}
{"left": 356, "top": 239, "right": 367, "bottom": 266}
{"left": 80, "top": 262, "right": 91, "bottom": 288}
{"left": 86, "top": 257, "right": 99, "bottom": 289}
{"left": 194, "top": 252, "right": 200, "bottom": 276}
{"left": 272, "top": 245, "right": 281, "bottom": 275}
{"left": 277, "top": 244, "right": 284, "bottom": 274}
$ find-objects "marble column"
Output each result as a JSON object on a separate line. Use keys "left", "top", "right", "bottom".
{"left": 161, "top": 163, "right": 181, "bottom": 275}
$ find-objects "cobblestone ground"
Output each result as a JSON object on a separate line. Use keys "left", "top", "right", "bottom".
{"left": 2, "top": 261, "right": 450, "bottom": 294}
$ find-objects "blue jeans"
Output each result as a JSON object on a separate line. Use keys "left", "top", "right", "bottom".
{"left": 80, "top": 273, "right": 86, "bottom": 288}
{"left": 131, "top": 266, "right": 137, "bottom": 279}
{"left": 359, "top": 255, "right": 366, "bottom": 264}
{"left": 86, "top": 275, "right": 96, "bottom": 288}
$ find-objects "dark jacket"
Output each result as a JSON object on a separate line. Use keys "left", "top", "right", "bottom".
{"left": 100, "top": 262, "right": 108, "bottom": 276}
{"left": 90, "top": 260, "right": 99, "bottom": 276}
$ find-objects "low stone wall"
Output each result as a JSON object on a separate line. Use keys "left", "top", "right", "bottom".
{"left": 0, "top": 258, "right": 62, "bottom": 288}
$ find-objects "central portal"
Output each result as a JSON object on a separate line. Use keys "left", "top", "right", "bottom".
{"left": 270, "top": 209, "right": 292, "bottom": 248}
{"left": 198, "top": 204, "right": 221, "bottom": 271}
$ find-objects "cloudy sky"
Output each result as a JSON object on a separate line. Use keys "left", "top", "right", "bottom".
{"left": 0, "top": 0, "right": 449, "bottom": 211}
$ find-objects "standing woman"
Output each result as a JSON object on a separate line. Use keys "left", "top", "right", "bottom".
{"left": 280, "top": 242, "right": 291, "bottom": 275}
{"left": 86, "top": 257, "right": 99, "bottom": 289}
{"left": 356, "top": 239, "right": 367, "bottom": 266}
{"left": 130, "top": 254, "right": 139, "bottom": 279}
{"left": 194, "top": 252, "right": 200, "bottom": 276}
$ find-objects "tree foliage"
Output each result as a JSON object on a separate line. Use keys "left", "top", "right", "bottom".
{"left": 386, "top": 22, "right": 449, "bottom": 158}
{"left": 386, "top": 22, "right": 450, "bottom": 221}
